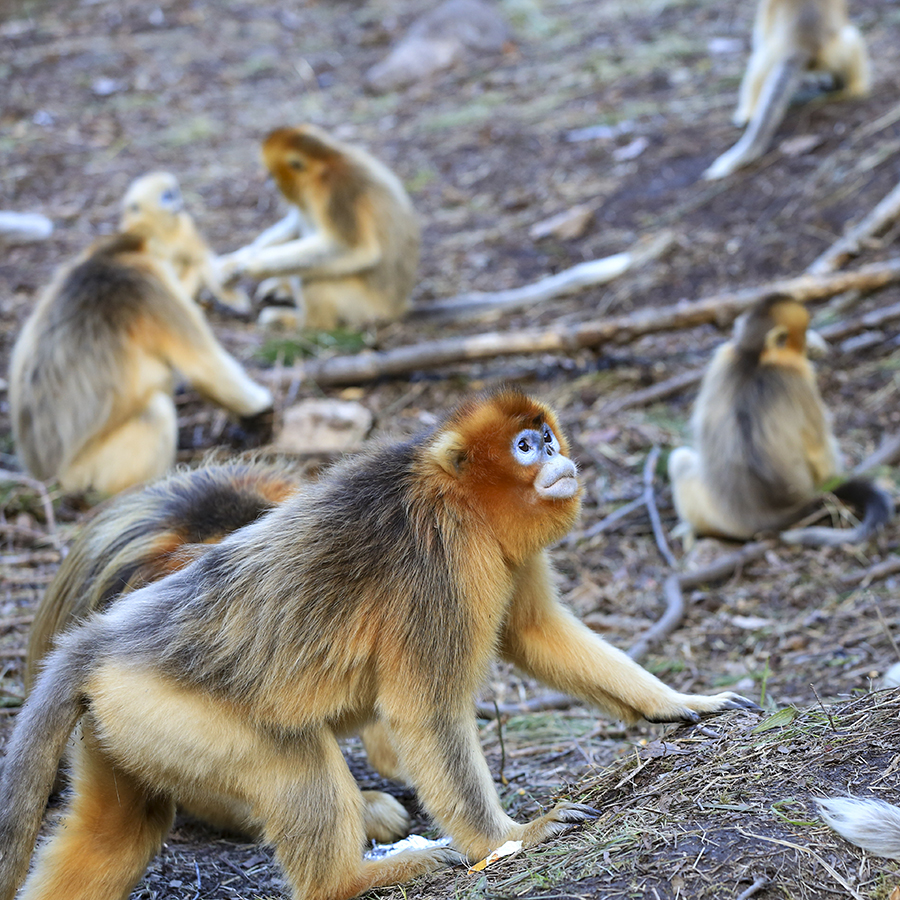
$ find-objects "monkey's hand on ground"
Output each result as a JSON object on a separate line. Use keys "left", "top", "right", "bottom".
{"left": 642, "top": 691, "right": 760, "bottom": 724}
{"left": 212, "top": 249, "right": 254, "bottom": 285}
{"left": 225, "top": 406, "right": 275, "bottom": 449}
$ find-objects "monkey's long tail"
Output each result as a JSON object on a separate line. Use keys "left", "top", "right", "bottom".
{"left": 703, "top": 54, "right": 807, "bottom": 180}
{"left": 0, "top": 635, "right": 91, "bottom": 900}
{"left": 781, "top": 478, "right": 894, "bottom": 547}
{"left": 817, "top": 797, "right": 900, "bottom": 859}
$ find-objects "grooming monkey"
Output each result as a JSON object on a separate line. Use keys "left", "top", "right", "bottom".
{"left": 9, "top": 232, "right": 274, "bottom": 497}
{"left": 0, "top": 389, "right": 755, "bottom": 900}
{"left": 817, "top": 796, "right": 900, "bottom": 859}
{"left": 668, "top": 296, "right": 893, "bottom": 545}
{"left": 121, "top": 171, "right": 251, "bottom": 314}
{"left": 703, "top": 0, "right": 871, "bottom": 180}
{"left": 24, "top": 461, "right": 411, "bottom": 844}
{"left": 216, "top": 124, "right": 420, "bottom": 330}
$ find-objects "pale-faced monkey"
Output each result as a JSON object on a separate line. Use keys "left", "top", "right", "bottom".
{"left": 669, "top": 296, "right": 893, "bottom": 545}
{"left": 0, "top": 389, "right": 755, "bottom": 900}
{"left": 216, "top": 124, "right": 420, "bottom": 331}
{"left": 24, "top": 461, "right": 411, "bottom": 845}
{"left": 703, "top": 0, "right": 871, "bottom": 180}
{"left": 9, "top": 232, "right": 274, "bottom": 497}
{"left": 120, "top": 171, "right": 251, "bottom": 314}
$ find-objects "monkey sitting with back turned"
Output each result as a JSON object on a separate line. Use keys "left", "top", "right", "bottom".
{"left": 9, "top": 231, "right": 274, "bottom": 497}
{"left": 215, "top": 123, "right": 420, "bottom": 331}
{"left": 668, "top": 296, "right": 892, "bottom": 545}
{"left": 0, "top": 388, "right": 756, "bottom": 900}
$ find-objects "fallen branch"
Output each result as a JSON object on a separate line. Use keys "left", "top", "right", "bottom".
{"left": 626, "top": 574, "right": 685, "bottom": 663}
{"left": 643, "top": 446, "right": 677, "bottom": 568}
{"left": 839, "top": 556, "right": 900, "bottom": 588}
{"left": 598, "top": 368, "right": 705, "bottom": 417}
{"left": 409, "top": 231, "right": 674, "bottom": 322}
{"left": 808, "top": 180, "right": 900, "bottom": 275}
{"left": 263, "top": 257, "right": 900, "bottom": 387}
{"left": 576, "top": 496, "right": 645, "bottom": 541}
{"left": 0, "top": 211, "right": 53, "bottom": 244}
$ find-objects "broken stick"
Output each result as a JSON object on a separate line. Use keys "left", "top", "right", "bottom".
{"left": 262, "top": 257, "right": 900, "bottom": 388}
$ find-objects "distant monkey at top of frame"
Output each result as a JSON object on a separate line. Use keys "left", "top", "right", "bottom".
{"left": 216, "top": 123, "right": 420, "bottom": 330}
{"left": 120, "top": 171, "right": 251, "bottom": 314}
{"left": 9, "top": 232, "right": 274, "bottom": 497}
{"left": 0, "top": 389, "right": 756, "bottom": 900}
{"left": 668, "top": 296, "right": 893, "bottom": 545}
{"left": 703, "top": 0, "right": 871, "bottom": 180}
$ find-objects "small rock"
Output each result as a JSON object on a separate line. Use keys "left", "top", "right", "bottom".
{"left": 275, "top": 399, "right": 373, "bottom": 455}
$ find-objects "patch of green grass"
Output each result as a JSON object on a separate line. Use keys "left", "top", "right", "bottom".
{"left": 255, "top": 329, "right": 369, "bottom": 366}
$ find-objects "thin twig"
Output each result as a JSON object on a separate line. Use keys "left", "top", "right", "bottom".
{"left": 642, "top": 446, "right": 677, "bottom": 568}
{"left": 576, "top": 496, "right": 646, "bottom": 541}
{"left": 598, "top": 368, "right": 704, "bottom": 417}
{"left": 808, "top": 180, "right": 900, "bottom": 274}
{"left": 735, "top": 876, "right": 770, "bottom": 900}
{"left": 627, "top": 575, "right": 685, "bottom": 663}
{"left": 839, "top": 556, "right": 900, "bottom": 588}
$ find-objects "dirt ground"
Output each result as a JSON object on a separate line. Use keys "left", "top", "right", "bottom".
{"left": 1, "top": 0, "right": 900, "bottom": 897}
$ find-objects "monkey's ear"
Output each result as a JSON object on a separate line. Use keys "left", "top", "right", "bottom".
{"left": 765, "top": 325, "right": 790, "bottom": 350}
{"left": 429, "top": 430, "right": 468, "bottom": 476}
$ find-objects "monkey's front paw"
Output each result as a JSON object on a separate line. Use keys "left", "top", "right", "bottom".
{"left": 649, "top": 691, "right": 759, "bottom": 723}
{"left": 213, "top": 251, "right": 251, "bottom": 284}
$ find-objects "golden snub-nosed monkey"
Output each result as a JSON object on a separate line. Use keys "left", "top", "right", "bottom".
{"left": 9, "top": 232, "right": 273, "bottom": 496}
{"left": 0, "top": 388, "right": 755, "bottom": 900}
{"left": 704, "top": 0, "right": 870, "bottom": 179}
{"left": 669, "top": 296, "right": 892, "bottom": 545}
{"left": 216, "top": 124, "right": 420, "bottom": 330}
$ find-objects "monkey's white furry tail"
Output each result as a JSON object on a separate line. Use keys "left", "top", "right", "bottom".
{"left": 817, "top": 797, "right": 900, "bottom": 859}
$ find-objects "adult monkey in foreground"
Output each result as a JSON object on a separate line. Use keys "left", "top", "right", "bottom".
{"left": 0, "top": 389, "right": 755, "bottom": 900}
{"left": 215, "top": 123, "right": 420, "bottom": 330}
{"left": 24, "top": 461, "right": 412, "bottom": 845}
{"left": 120, "top": 171, "right": 251, "bottom": 314}
{"left": 668, "top": 297, "right": 893, "bottom": 545}
{"left": 9, "top": 232, "right": 274, "bottom": 496}
{"left": 703, "top": 0, "right": 870, "bottom": 180}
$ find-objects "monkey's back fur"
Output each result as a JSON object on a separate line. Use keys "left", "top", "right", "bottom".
{"left": 10, "top": 234, "right": 204, "bottom": 482}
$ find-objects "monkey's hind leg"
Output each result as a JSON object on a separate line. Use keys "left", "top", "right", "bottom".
{"left": 19, "top": 724, "right": 175, "bottom": 900}
{"left": 61, "top": 391, "right": 177, "bottom": 495}
{"left": 667, "top": 446, "right": 743, "bottom": 540}
{"left": 256, "top": 728, "right": 459, "bottom": 900}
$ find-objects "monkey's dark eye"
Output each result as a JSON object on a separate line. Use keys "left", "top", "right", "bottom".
{"left": 161, "top": 189, "right": 176, "bottom": 203}
{"left": 512, "top": 429, "right": 543, "bottom": 466}
{"left": 289, "top": 159, "right": 306, "bottom": 171}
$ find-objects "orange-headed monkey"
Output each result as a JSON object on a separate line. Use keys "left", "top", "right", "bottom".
{"left": 216, "top": 124, "right": 420, "bottom": 330}
{"left": 120, "top": 171, "right": 251, "bottom": 314}
{"left": 668, "top": 297, "right": 892, "bottom": 544}
{"left": 9, "top": 232, "right": 273, "bottom": 496}
{"left": 0, "top": 389, "right": 755, "bottom": 900}
{"left": 703, "top": 0, "right": 870, "bottom": 180}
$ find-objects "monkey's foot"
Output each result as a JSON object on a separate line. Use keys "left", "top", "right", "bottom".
{"left": 514, "top": 802, "right": 600, "bottom": 849}
{"left": 361, "top": 790, "right": 411, "bottom": 844}
{"left": 644, "top": 691, "right": 760, "bottom": 724}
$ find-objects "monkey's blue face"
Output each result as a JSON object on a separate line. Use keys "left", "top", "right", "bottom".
{"left": 512, "top": 426, "right": 578, "bottom": 500}
{"left": 512, "top": 424, "right": 560, "bottom": 466}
